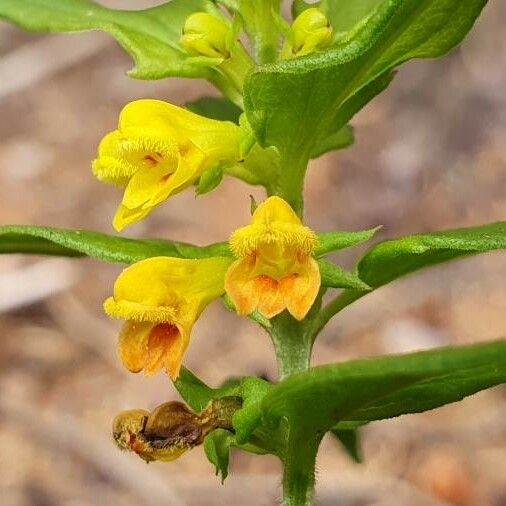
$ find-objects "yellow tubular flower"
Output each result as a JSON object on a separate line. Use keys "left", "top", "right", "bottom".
{"left": 180, "top": 12, "right": 231, "bottom": 59}
{"left": 286, "top": 7, "right": 333, "bottom": 58}
{"left": 92, "top": 100, "right": 241, "bottom": 231}
{"left": 104, "top": 256, "right": 232, "bottom": 379}
{"left": 225, "top": 197, "right": 321, "bottom": 321}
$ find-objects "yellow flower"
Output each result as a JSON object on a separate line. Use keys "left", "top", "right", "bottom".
{"left": 92, "top": 100, "right": 241, "bottom": 231}
{"left": 104, "top": 256, "right": 232, "bottom": 379}
{"left": 225, "top": 196, "right": 321, "bottom": 320}
{"left": 180, "top": 12, "right": 231, "bottom": 59}
{"left": 283, "top": 7, "right": 333, "bottom": 58}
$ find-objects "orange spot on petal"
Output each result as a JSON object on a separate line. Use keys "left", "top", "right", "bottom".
{"left": 144, "top": 323, "right": 181, "bottom": 377}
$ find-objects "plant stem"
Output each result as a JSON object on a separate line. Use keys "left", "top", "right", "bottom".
{"left": 269, "top": 313, "right": 312, "bottom": 380}
{"left": 282, "top": 431, "right": 321, "bottom": 506}
{"left": 277, "top": 151, "right": 310, "bottom": 217}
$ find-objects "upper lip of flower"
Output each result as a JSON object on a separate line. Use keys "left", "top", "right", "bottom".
{"left": 230, "top": 221, "right": 319, "bottom": 258}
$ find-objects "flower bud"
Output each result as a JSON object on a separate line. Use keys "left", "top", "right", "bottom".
{"left": 286, "top": 7, "right": 332, "bottom": 58}
{"left": 181, "top": 12, "right": 231, "bottom": 59}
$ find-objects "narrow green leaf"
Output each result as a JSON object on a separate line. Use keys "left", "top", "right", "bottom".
{"left": 316, "top": 226, "right": 381, "bottom": 256}
{"left": 330, "top": 428, "right": 363, "bottom": 463}
{"left": 0, "top": 225, "right": 231, "bottom": 263}
{"left": 262, "top": 340, "right": 506, "bottom": 432}
{"left": 0, "top": 0, "right": 221, "bottom": 80}
{"left": 185, "top": 96, "right": 242, "bottom": 123}
{"left": 319, "top": 260, "right": 370, "bottom": 291}
{"left": 174, "top": 368, "right": 241, "bottom": 412}
{"left": 245, "top": 0, "right": 488, "bottom": 156}
{"left": 358, "top": 221, "right": 506, "bottom": 288}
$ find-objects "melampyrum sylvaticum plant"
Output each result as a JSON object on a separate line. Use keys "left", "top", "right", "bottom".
{"left": 1, "top": 1, "right": 505, "bottom": 504}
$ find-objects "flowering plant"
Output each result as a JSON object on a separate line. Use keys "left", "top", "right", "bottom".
{"left": 1, "top": 1, "right": 505, "bottom": 504}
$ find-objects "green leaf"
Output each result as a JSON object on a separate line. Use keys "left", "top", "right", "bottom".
{"left": 311, "top": 124, "right": 354, "bottom": 159}
{"left": 330, "top": 428, "right": 362, "bottom": 463}
{"left": 293, "top": 0, "right": 384, "bottom": 36}
{"left": 316, "top": 226, "right": 381, "bottom": 256}
{"left": 262, "top": 340, "right": 506, "bottom": 432}
{"left": 204, "top": 428, "right": 270, "bottom": 482}
{"left": 196, "top": 166, "right": 224, "bottom": 195}
{"left": 225, "top": 144, "right": 281, "bottom": 189}
{"left": 358, "top": 221, "right": 506, "bottom": 288}
{"left": 185, "top": 96, "right": 242, "bottom": 123}
{"left": 0, "top": 0, "right": 222, "bottom": 80}
{"left": 319, "top": 260, "right": 370, "bottom": 291}
{"left": 236, "top": 0, "right": 282, "bottom": 63}
{"left": 204, "top": 429, "right": 235, "bottom": 482}
{"left": 174, "top": 368, "right": 241, "bottom": 412}
{"left": 232, "top": 377, "right": 273, "bottom": 445}
{"left": 245, "top": 0, "right": 488, "bottom": 158}
{"left": 0, "top": 225, "right": 231, "bottom": 263}
{"left": 321, "top": 0, "right": 386, "bottom": 35}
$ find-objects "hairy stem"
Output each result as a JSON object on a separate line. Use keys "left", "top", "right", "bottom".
{"left": 282, "top": 431, "right": 321, "bottom": 506}
{"left": 269, "top": 313, "right": 312, "bottom": 380}
{"left": 276, "top": 151, "right": 310, "bottom": 217}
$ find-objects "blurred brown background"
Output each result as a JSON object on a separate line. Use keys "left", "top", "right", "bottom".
{"left": 0, "top": 1, "right": 505, "bottom": 505}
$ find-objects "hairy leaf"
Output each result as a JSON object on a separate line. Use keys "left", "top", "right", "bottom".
{"left": 0, "top": 0, "right": 220, "bottom": 80}
{"left": 317, "top": 226, "right": 381, "bottom": 256}
{"left": 319, "top": 260, "right": 370, "bottom": 291}
{"left": 0, "top": 225, "right": 230, "bottom": 263}
{"left": 358, "top": 221, "right": 506, "bottom": 288}
{"left": 262, "top": 340, "right": 506, "bottom": 432}
{"left": 175, "top": 368, "right": 241, "bottom": 412}
{"left": 245, "top": 0, "right": 488, "bottom": 158}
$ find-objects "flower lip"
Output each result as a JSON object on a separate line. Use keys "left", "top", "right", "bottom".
{"left": 230, "top": 221, "right": 318, "bottom": 258}
{"left": 103, "top": 297, "right": 179, "bottom": 324}
{"left": 229, "top": 196, "right": 319, "bottom": 258}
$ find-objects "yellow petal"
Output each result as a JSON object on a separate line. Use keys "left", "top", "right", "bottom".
{"left": 112, "top": 203, "right": 152, "bottom": 232}
{"left": 92, "top": 130, "right": 138, "bottom": 186}
{"left": 282, "top": 257, "right": 321, "bottom": 320}
{"left": 106, "top": 256, "right": 232, "bottom": 377}
{"left": 119, "top": 100, "right": 240, "bottom": 162}
{"left": 224, "top": 257, "right": 260, "bottom": 316}
{"left": 118, "top": 321, "right": 152, "bottom": 373}
{"left": 144, "top": 322, "right": 185, "bottom": 379}
{"left": 116, "top": 320, "right": 189, "bottom": 379}
{"left": 230, "top": 196, "right": 319, "bottom": 258}
{"left": 254, "top": 276, "right": 286, "bottom": 319}
{"left": 225, "top": 258, "right": 291, "bottom": 319}
{"left": 252, "top": 196, "right": 303, "bottom": 227}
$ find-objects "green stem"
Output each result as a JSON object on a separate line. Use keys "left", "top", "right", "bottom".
{"left": 282, "top": 431, "right": 321, "bottom": 506}
{"left": 220, "top": 42, "right": 254, "bottom": 96}
{"left": 276, "top": 151, "right": 310, "bottom": 217}
{"left": 269, "top": 313, "right": 312, "bottom": 379}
